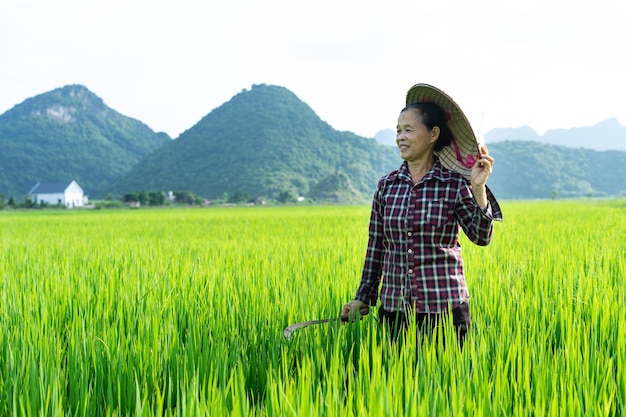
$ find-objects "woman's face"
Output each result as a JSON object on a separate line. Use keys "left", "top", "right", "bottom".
{"left": 396, "top": 108, "right": 438, "bottom": 163}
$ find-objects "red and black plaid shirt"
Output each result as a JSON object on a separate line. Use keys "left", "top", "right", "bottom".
{"left": 355, "top": 158, "right": 503, "bottom": 313}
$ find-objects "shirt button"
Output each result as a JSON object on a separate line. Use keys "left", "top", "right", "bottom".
{"left": 408, "top": 249, "right": 413, "bottom": 254}
{"left": 408, "top": 269, "right": 413, "bottom": 274}
{"left": 407, "top": 232, "right": 412, "bottom": 236}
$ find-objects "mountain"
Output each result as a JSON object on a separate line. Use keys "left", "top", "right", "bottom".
{"left": 487, "top": 140, "right": 626, "bottom": 199}
{"left": 374, "top": 129, "right": 396, "bottom": 147}
{"left": 484, "top": 126, "right": 541, "bottom": 143}
{"left": 485, "top": 118, "right": 626, "bottom": 151}
{"left": 110, "top": 84, "right": 401, "bottom": 202}
{"left": 307, "top": 171, "right": 365, "bottom": 204}
{"left": 0, "top": 84, "right": 170, "bottom": 199}
{"left": 2, "top": 84, "right": 624, "bottom": 203}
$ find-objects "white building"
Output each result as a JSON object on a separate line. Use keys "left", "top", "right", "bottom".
{"left": 28, "top": 181, "right": 87, "bottom": 208}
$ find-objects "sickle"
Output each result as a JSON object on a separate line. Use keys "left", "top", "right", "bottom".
{"left": 283, "top": 317, "right": 342, "bottom": 340}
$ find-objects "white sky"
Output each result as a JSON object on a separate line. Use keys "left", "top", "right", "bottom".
{"left": 1, "top": 0, "right": 625, "bottom": 140}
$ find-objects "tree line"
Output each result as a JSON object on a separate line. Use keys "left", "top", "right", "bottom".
{"left": 0, "top": 191, "right": 206, "bottom": 210}
{"left": 0, "top": 188, "right": 301, "bottom": 210}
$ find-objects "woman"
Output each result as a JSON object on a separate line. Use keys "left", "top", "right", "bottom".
{"left": 341, "top": 84, "right": 503, "bottom": 348}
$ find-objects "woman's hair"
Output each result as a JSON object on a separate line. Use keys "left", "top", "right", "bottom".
{"left": 401, "top": 103, "right": 453, "bottom": 151}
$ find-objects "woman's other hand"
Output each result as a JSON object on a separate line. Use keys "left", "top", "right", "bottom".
{"left": 341, "top": 299, "right": 370, "bottom": 322}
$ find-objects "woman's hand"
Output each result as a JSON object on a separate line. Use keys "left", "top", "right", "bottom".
{"left": 470, "top": 145, "right": 493, "bottom": 208}
{"left": 470, "top": 145, "right": 494, "bottom": 187}
{"left": 341, "top": 299, "right": 370, "bottom": 322}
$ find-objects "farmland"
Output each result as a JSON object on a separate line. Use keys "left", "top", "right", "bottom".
{"left": 1, "top": 200, "right": 625, "bottom": 416}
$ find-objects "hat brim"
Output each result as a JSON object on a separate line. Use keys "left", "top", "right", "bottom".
{"left": 406, "top": 84, "right": 481, "bottom": 179}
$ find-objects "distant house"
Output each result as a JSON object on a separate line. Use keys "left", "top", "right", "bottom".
{"left": 28, "top": 181, "right": 88, "bottom": 208}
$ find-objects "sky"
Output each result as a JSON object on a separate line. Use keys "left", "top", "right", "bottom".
{"left": 2, "top": 0, "right": 625, "bottom": 141}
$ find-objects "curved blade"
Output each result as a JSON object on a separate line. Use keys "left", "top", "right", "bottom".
{"left": 283, "top": 317, "right": 341, "bottom": 340}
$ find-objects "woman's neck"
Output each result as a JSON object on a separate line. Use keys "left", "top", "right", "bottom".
{"left": 407, "top": 155, "right": 435, "bottom": 184}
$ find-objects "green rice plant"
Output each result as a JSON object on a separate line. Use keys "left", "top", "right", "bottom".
{"left": 0, "top": 200, "right": 624, "bottom": 416}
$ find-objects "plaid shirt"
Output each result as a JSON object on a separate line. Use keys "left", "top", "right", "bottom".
{"left": 355, "top": 158, "right": 503, "bottom": 313}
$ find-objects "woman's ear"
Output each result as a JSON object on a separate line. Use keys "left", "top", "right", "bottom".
{"left": 430, "top": 126, "right": 440, "bottom": 143}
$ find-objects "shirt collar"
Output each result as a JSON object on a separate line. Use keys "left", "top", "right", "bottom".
{"left": 387, "top": 156, "right": 455, "bottom": 184}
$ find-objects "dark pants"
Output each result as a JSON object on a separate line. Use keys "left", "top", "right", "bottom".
{"left": 378, "top": 302, "right": 471, "bottom": 350}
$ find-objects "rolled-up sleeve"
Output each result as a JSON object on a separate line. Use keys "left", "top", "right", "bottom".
{"left": 355, "top": 185, "right": 385, "bottom": 305}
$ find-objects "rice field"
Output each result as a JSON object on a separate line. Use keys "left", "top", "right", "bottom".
{"left": 0, "top": 200, "right": 624, "bottom": 416}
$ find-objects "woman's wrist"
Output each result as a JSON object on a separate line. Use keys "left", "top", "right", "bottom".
{"left": 472, "top": 184, "right": 488, "bottom": 208}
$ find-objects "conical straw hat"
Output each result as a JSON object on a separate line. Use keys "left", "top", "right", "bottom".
{"left": 406, "top": 83, "right": 481, "bottom": 179}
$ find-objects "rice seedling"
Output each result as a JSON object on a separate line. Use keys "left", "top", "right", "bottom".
{"left": 0, "top": 200, "right": 624, "bottom": 416}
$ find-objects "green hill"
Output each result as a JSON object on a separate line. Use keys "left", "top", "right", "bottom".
{"left": 111, "top": 84, "right": 401, "bottom": 202}
{"left": 487, "top": 141, "right": 626, "bottom": 199}
{"left": 308, "top": 171, "right": 365, "bottom": 204}
{"left": 2, "top": 84, "right": 625, "bottom": 204}
{"left": 0, "top": 85, "right": 170, "bottom": 199}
